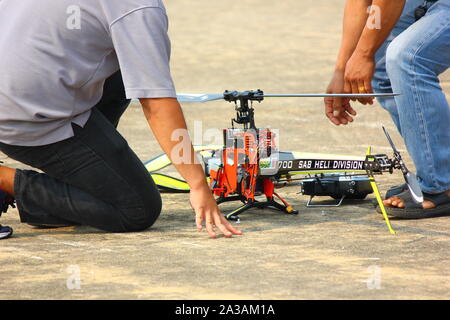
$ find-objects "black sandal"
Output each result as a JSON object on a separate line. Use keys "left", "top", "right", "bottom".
{"left": 385, "top": 183, "right": 408, "bottom": 199}
{"left": 378, "top": 189, "right": 450, "bottom": 219}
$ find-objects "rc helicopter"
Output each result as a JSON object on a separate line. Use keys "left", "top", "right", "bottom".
{"left": 0, "top": 90, "right": 423, "bottom": 239}
{"left": 145, "top": 90, "right": 423, "bottom": 235}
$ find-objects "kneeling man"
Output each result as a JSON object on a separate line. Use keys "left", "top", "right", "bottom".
{"left": 0, "top": 0, "right": 241, "bottom": 239}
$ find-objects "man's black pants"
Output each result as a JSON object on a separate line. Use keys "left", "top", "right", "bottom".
{"left": 0, "top": 72, "right": 162, "bottom": 232}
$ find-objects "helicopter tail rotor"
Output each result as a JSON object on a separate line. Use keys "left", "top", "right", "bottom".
{"left": 405, "top": 172, "right": 424, "bottom": 203}
{"left": 382, "top": 127, "right": 424, "bottom": 204}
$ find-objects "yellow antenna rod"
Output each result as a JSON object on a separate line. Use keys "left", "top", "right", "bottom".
{"left": 366, "top": 146, "right": 396, "bottom": 235}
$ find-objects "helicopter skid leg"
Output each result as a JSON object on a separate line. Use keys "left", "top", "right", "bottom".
{"left": 264, "top": 199, "right": 299, "bottom": 215}
{"left": 224, "top": 200, "right": 297, "bottom": 222}
{"left": 225, "top": 202, "right": 255, "bottom": 222}
{"left": 306, "top": 195, "right": 346, "bottom": 208}
{"left": 222, "top": 196, "right": 299, "bottom": 221}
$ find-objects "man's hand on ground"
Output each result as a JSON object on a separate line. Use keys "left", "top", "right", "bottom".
{"left": 190, "top": 185, "right": 242, "bottom": 238}
{"left": 324, "top": 70, "right": 357, "bottom": 125}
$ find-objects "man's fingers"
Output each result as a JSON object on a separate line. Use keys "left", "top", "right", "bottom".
{"left": 332, "top": 119, "right": 342, "bottom": 126}
{"left": 364, "top": 78, "right": 373, "bottom": 92}
{"left": 325, "top": 101, "right": 341, "bottom": 125}
{"left": 203, "top": 215, "right": 217, "bottom": 238}
{"left": 343, "top": 100, "right": 357, "bottom": 116}
{"left": 343, "top": 79, "right": 355, "bottom": 102}
{"left": 220, "top": 215, "right": 242, "bottom": 235}
{"left": 198, "top": 212, "right": 242, "bottom": 238}
{"left": 360, "top": 80, "right": 374, "bottom": 105}
{"left": 330, "top": 109, "right": 348, "bottom": 125}
{"left": 332, "top": 97, "right": 344, "bottom": 118}
{"left": 364, "top": 79, "right": 375, "bottom": 105}
{"left": 345, "top": 105, "right": 357, "bottom": 116}
{"left": 343, "top": 111, "right": 354, "bottom": 123}
{"left": 327, "top": 109, "right": 342, "bottom": 125}
{"left": 195, "top": 214, "right": 203, "bottom": 231}
{"left": 324, "top": 97, "right": 332, "bottom": 107}
{"left": 356, "top": 80, "right": 368, "bottom": 104}
{"left": 325, "top": 90, "right": 357, "bottom": 126}
{"left": 350, "top": 79, "right": 359, "bottom": 101}
{"left": 338, "top": 116, "right": 348, "bottom": 125}
{"left": 325, "top": 98, "right": 335, "bottom": 118}
{"left": 215, "top": 222, "right": 232, "bottom": 238}
{"left": 213, "top": 213, "right": 233, "bottom": 237}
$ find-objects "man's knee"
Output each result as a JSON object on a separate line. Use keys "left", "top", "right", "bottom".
{"left": 385, "top": 37, "right": 415, "bottom": 78}
{"left": 119, "top": 191, "right": 162, "bottom": 232}
{"left": 100, "top": 185, "right": 162, "bottom": 233}
{"left": 386, "top": 34, "right": 443, "bottom": 79}
{"left": 140, "top": 193, "right": 163, "bottom": 230}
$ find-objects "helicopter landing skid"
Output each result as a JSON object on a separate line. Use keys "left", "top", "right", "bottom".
{"left": 217, "top": 195, "right": 298, "bottom": 222}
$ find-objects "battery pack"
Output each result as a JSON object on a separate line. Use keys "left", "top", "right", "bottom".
{"left": 301, "top": 175, "right": 373, "bottom": 206}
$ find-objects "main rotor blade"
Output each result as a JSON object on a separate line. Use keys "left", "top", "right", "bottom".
{"left": 176, "top": 92, "right": 399, "bottom": 102}
{"left": 262, "top": 93, "right": 399, "bottom": 98}
{"left": 176, "top": 93, "right": 224, "bottom": 102}
{"left": 131, "top": 95, "right": 223, "bottom": 103}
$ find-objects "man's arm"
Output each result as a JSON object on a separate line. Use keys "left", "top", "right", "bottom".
{"left": 326, "top": 0, "right": 372, "bottom": 125}
{"left": 343, "top": 0, "right": 406, "bottom": 96}
{"left": 350, "top": 0, "right": 406, "bottom": 64}
{"left": 327, "top": 0, "right": 406, "bottom": 125}
{"left": 335, "top": 0, "right": 373, "bottom": 72}
{"left": 140, "top": 97, "right": 242, "bottom": 238}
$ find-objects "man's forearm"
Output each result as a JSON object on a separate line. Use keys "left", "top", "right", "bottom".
{"left": 335, "top": 0, "right": 372, "bottom": 71}
{"left": 140, "top": 97, "right": 242, "bottom": 238}
{"left": 140, "top": 98, "right": 209, "bottom": 191}
{"left": 353, "top": 0, "right": 406, "bottom": 58}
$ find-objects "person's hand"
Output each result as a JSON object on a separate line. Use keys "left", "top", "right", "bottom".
{"left": 324, "top": 70, "right": 357, "bottom": 125}
{"left": 190, "top": 185, "right": 242, "bottom": 238}
{"left": 344, "top": 52, "right": 375, "bottom": 106}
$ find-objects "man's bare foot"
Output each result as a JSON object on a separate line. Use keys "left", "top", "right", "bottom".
{"left": 383, "top": 190, "right": 450, "bottom": 209}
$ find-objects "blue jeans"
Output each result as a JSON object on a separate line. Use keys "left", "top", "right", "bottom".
{"left": 372, "top": 0, "right": 450, "bottom": 194}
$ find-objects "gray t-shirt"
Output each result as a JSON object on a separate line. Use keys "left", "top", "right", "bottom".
{"left": 0, "top": 0, "right": 176, "bottom": 146}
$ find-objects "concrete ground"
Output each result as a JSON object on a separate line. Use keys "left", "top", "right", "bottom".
{"left": 1, "top": 0, "right": 449, "bottom": 300}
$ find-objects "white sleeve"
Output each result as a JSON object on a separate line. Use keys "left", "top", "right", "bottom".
{"left": 110, "top": 7, "right": 176, "bottom": 99}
